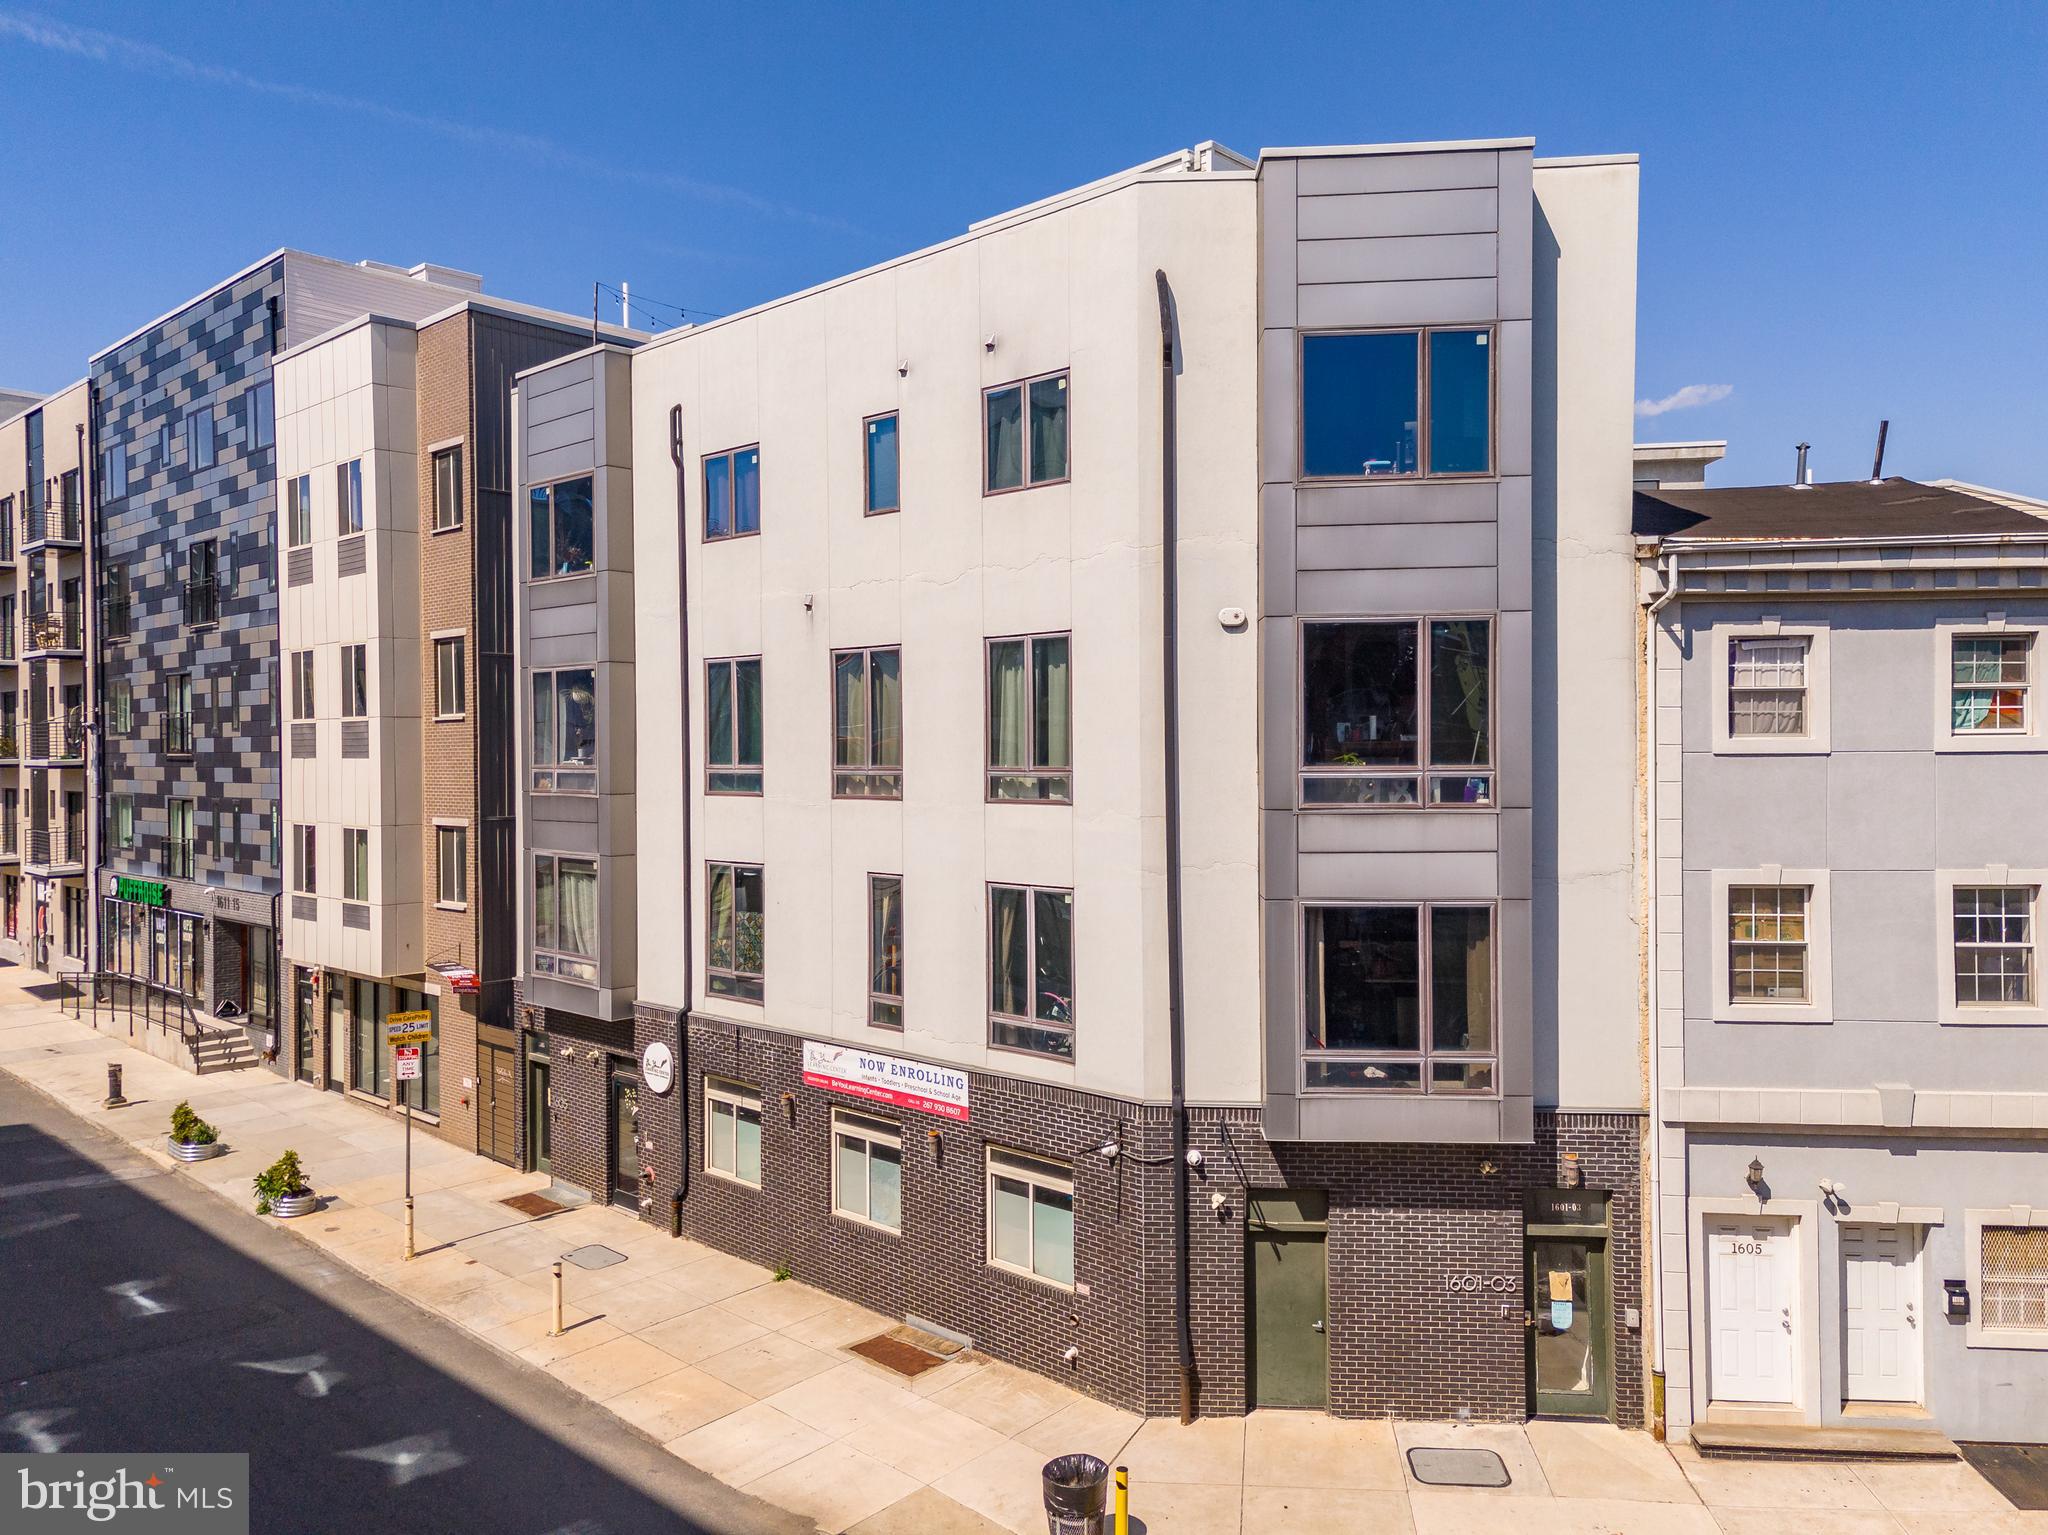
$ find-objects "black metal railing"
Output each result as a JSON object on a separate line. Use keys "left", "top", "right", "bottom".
{"left": 27, "top": 824, "right": 82, "bottom": 867}
{"left": 164, "top": 836, "right": 194, "bottom": 880}
{"left": 163, "top": 712, "right": 193, "bottom": 756}
{"left": 103, "top": 594, "right": 131, "bottom": 639}
{"left": 27, "top": 713, "right": 84, "bottom": 762}
{"left": 24, "top": 608, "right": 82, "bottom": 653}
{"left": 183, "top": 576, "right": 218, "bottom": 628}
{"left": 24, "top": 502, "right": 82, "bottom": 545}
{"left": 0, "top": 511, "right": 15, "bottom": 562}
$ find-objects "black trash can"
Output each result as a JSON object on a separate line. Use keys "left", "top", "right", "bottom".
{"left": 1041, "top": 1454, "right": 1110, "bottom": 1535}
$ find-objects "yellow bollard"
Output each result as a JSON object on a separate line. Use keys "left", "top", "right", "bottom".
{"left": 1114, "top": 1465, "right": 1128, "bottom": 1535}
{"left": 403, "top": 1195, "right": 415, "bottom": 1261}
{"left": 550, "top": 1259, "right": 564, "bottom": 1336}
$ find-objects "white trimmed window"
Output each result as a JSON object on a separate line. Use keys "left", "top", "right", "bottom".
{"left": 1711, "top": 869, "right": 1832, "bottom": 1023}
{"left": 434, "top": 635, "right": 466, "bottom": 719}
{"left": 432, "top": 446, "right": 463, "bottom": 532}
{"left": 705, "top": 1079, "right": 762, "bottom": 1186}
{"left": 1710, "top": 623, "right": 1829, "bottom": 754}
{"left": 1936, "top": 622, "right": 2040, "bottom": 751}
{"left": 831, "top": 1110, "right": 902, "bottom": 1232}
{"left": 436, "top": 824, "right": 467, "bottom": 909}
{"left": 1953, "top": 887, "right": 2035, "bottom": 1007}
{"left": 1967, "top": 1210, "right": 2048, "bottom": 1351}
{"left": 986, "top": 1148, "right": 1074, "bottom": 1288}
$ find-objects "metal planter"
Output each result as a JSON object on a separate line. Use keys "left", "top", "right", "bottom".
{"left": 166, "top": 1137, "right": 224, "bottom": 1162}
{"left": 269, "top": 1192, "right": 320, "bottom": 1218}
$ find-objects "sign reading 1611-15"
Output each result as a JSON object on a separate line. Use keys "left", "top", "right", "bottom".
{"left": 385, "top": 1010, "right": 433, "bottom": 1047}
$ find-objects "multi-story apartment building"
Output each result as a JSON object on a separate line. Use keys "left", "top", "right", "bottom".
{"left": 513, "top": 137, "right": 1649, "bottom": 1423}
{"left": 0, "top": 382, "right": 94, "bottom": 972}
{"left": 1639, "top": 475, "right": 2048, "bottom": 1444}
{"left": 274, "top": 291, "right": 632, "bottom": 1154}
{"left": 88, "top": 252, "right": 548, "bottom": 1064}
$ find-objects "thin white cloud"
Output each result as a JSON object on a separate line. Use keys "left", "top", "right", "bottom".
{"left": 0, "top": 10, "right": 856, "bottom": 234}
{"left": 1635, "top": 382, "right": 1734, "bottom": 418}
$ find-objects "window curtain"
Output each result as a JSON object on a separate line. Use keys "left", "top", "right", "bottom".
{"left": 707, "top": 865, "right": 734, "bottom": 971}
{"left": 1028, "top": 376, "right": 1068, "bottom": 482}
{"left": 534, "top": 858, "right": 558, "bottom": 952}
{"left": 559, "top": 860, "right": 598, "bottom": 959}
{"left": 988, "top": 643, "right": 1027, "bottom": 768}
{"left": 834, "top": 653, "right": 867, "bottom": 767}
{"left": 990, "top": 887, "right": 1026, "bottom": 1014}
{"left": 870, "top": 650, "right": 901, "bottom": 767}
{"left": 985, "top": 388, "right": 1023, "bottom": 490}
{"left": 1033, "top": 637, "right": 1070, "bottom": 769}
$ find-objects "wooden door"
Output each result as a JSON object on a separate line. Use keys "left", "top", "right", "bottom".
{"left": 478, "top": 1041, "right": 517, "bottom": 1166}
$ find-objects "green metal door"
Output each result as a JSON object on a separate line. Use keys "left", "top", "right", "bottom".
{"left": 1249, "top": 1223, "right": 1329, "bottom": 1409}
{"left": 1528, "top": 1235, "right": 1611, "bottom": 1418}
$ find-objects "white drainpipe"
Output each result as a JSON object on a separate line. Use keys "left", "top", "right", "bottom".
{"left": 1642, "top": 548, "right": 1680, "bottom": 1427}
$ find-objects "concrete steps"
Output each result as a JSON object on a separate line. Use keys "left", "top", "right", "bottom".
{"left": 186, "top": 1028, "right": 261, "bottom": 1076}
{"left": 1691, "top": 1420, "right": 1960, "bottom": 1461}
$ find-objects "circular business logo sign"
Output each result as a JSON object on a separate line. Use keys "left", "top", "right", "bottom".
{"left": 641, "top": 1041, "right": 675, "bottom": 1095}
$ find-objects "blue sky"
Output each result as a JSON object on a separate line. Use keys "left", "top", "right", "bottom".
{"left": 2, "top": 2, "right": 2043, "bottom": 492}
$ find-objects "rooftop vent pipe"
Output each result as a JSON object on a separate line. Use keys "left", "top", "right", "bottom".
{"left": 1792, "top": 442, "right": 1812, "bottom": 489}
{"left": 1870, "top": 420, "right": 1889, "bottom": 483}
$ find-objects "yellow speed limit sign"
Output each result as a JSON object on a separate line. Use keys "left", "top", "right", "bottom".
{"left": 385, "top": 1009, "right": 433, "bottom": 1046}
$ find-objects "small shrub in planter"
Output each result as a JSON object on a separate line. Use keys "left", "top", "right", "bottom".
{"left": 254, "top": 1150, "right": 314, "bottom": 1216}
{"left": 166, "top": 1101, "right": 221, "bottom": 1161}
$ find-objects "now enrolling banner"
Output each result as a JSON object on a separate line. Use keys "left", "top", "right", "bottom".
{"left": 801, "top": 1041, "right": 970, "bottom": 1121}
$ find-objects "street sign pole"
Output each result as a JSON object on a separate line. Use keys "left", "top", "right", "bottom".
{"left": 403, "top": 1088, "right": 413, "bottom": 1261}
{"left": 386, "top": 1012, "right": 433, "bottom": 1263}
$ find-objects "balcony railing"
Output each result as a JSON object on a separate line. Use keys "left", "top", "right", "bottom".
{"left": 103, "top": 595, "right": 131, "bottom": 640}
{"left": 27, "top": 824, "right": 83, "bottom": 868}
{"left": 183, "top": 575, "right": 218, "bottom": 629}
{"left": 163, "top": 711, "right": 193, "bottom": 756}
{"left": 0, "top": 729, "right": 16, "bottom": 760}
{"left": 0, "top": 512, "right": 15, "bottom": 563}
{"left": 24, "top": 609, "right": 82, "bottom": 654}
{"left": 24, "top": 502, "right": 82, "bottom": 546}
{"left": 0, "top": 820, "right": 17, "bottom": 857}
{"left": 0, "top": 625, "right": 13, "bottom": 662}
{"left": 27, "top": 713, "right": 84, "bottom": 763}
{"left": 164, "top": 837, "right": 194, "bottom": 881}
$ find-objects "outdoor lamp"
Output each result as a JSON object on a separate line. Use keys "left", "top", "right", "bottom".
{"left": 1745, "top": 1157, "right": 1765, "bottom": 1190}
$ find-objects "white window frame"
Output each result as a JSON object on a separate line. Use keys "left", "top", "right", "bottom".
{"left": 291, "top": 824, "right": 316, "bottom": 895}
{"left": 1710, "top": 867, "right": 1833, "bottom": 1024}
{"left": 984, "top": 1146, "right": 1075, "bottom": 1290}
{"left": 830, "top": 1108, "right": 902, "bottom": 1233}
{"left": 435, "top": 821, "right": 468, "bottom": 910}
{"left": 704, "top": 1078, "right": 763, "bottom": 1187}
{"left": 340, "top": 643, "right": 368, "bottom": 719}
{"left": 433, "top": 632, "right": 466, "bottom": 720}
{"left": 431, "top": 443, "right": 463, "bottom": 533}
{"left": 1935, "top": 619, "right": 2040, "bottom": 753}
{"left": 1965, "top": 1207, "right": 2048, "bottom": 1351}
{"left": 1936, "top": 868, "right": 2047, "bottom": 1027}
{"left": 1710, "top": 620, "right": 1831, "bottom": 755}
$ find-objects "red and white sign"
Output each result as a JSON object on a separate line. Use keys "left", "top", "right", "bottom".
{"left": 394, "top": 1045, "right": 423, "bottom": 1082}
{"left": 802, "top": 1041, "right": 969, "bottom": 1122}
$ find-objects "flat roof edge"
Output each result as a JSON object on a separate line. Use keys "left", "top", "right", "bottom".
{"left": 514, "top": 343, "right": 638, "bottom": 386}
{"left": 274, "top": 311, "right": 421, "bottom": 366}
{"left": 0, "top": 377, "right": 88, "bottom": 430}
{"left": 1533, "top": 153, "right": 1640, "bottom": 168}
{"left": 1260, "top": 136, "right": 1536, "bottom": 159}
{"left": 90, "top": 247, "right": 292, "bottom": 364}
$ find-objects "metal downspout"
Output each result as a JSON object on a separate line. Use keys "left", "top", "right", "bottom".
{"left": 82, "top": 411, "right": 103, "bottom": 980}
{"left": 1642, "top": 547, "right": 1679, "bottom": 1434}
{"left": 1155, "top": 271, "right": 1197, "bottom": 1422}
{"left": 669, "top": 405, "right": 693, "bottom": 1219}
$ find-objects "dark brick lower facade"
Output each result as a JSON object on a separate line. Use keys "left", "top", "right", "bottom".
{"left": 533, "top": 1006, "right": 1644, "bottom": 1425}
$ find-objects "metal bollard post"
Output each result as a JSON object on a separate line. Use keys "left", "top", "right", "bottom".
{"left": 1114, "top": 1466, "right": 1128, "bottom": 1535}
{"left": 403, "top": 1195, "right": 415, "bottom": 1261}
{"left": 549, "top": 1259, "right": 564, "bottom": 1336}
{"left": 104, "top": 1061, "right": 126, "bottom": 1108}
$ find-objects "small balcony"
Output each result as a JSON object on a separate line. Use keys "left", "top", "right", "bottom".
{"left": 162, "top": 711, "right": 193, "bottom": 757}
{"left": 27, "top": 713, "right": 84, "bottom": 765}
{"left": 26, "top": 824, "right": 84, "bottom": 872}
{"left": 24, "top": 608, "right": 83, "bottom": 657}
{"left": 23, "top": 501, "right": 83, "bottom": 549}
{"left": 183, "top": 575, "right": 219, "bottom": 629}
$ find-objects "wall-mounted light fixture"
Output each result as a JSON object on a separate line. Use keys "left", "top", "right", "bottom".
{"left": 1746, "top": 1157, "right": 1766, "bottom": 1191}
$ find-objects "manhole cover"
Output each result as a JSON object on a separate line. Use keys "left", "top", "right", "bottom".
{"left": 501, "top": 1191, "right": 567, "bottom": 1218}
{"left": 848, "top": 1324, "right": 960, "bottom": 1377}
{"left": 562, "top": 1244, "right": 627, "bottom": 1270}
{"left": 1407, "top": 1447, "right": 1510, "bottom": 1488}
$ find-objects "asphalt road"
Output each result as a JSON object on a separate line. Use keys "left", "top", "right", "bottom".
{"left": 0, "top": 1070, "right": 804, "bottom": 1535}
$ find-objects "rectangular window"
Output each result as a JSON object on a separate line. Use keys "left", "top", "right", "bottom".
{"left": 705, "top": 657, "right": 763, "bottom": 794}
{"left": 436, "top": 825, "right": 467, "bottom": 908}
{"left": 705, "top": 1079, "right": 763, "bottom": 1186}
{"left": 1302, "top": 903, "right": 1495, "bottom": 1093}
{"left": 529, "top": 475, "right": 595, "bottom": 577}
{"left": 434, "top": 636, "right": 466, "bottom": 718}
{"left": 1301, "top": 618, "right": 1492, "bottom": 807}
{"left": 864, "top": 413, "right": 900, "bottom": 514}
{"left": 1952, "top": 635, "right": 2031, "bottom": 734}
{"left": 112, "top": 794, "right": 136, "bottom": 850}
{"left": 984, "top": 371, "right": 1069, "bottom": 493}
{"left": 167, "top": 799, "right": 195, "bottom": 880}
{"left": 292, "top": 825, "right": 316, "bottom": 894}
{"left": 188, "top": 405, "right": 216, "bottom": 471}
{"left": 1729, "top": 886, "right": 1809, "bottom": 1002}
{"left": 104, "top": 562, "right": 131, "bottom": 638}
{"left": 1983, "top": 1226, "right": 2048, "bottom": 1335}
{"left": 1954, "top": 886, "right": 2035, "bottom": 1006}
{"left": 1729, "top": 637, "right": 1809, "bottom": 736}
{"left": 986, "top": 633, "right": 1071, "bottom": 802}
{"left": 166, "top": 672, "right": 193, "bottom": 755}
{"left": 986, "top": 1148, "right": 1074, "bottom": 1288}
{"left": 832, "top": 1109, "right": 902, "bottom": 1231}
{"left": 286, "top": 474, "right": 312, "bottom": 547}
{"left": 157, "top": 420, "right": 174, "bottom": 473}
{"left": 530, "top": 667, "right": 596, "bottom": 792}
{"left": 104, "top": 441, "right": 129, "bottom": 500}
{"left": 341, "top": 828, "right": 369, "bottom": 903}
{"left": 703, "top": 446, "right": 761, "bottom": 540}
{"left": 833, "top": 646, "right": 902, "bottom": 798}
{"left": 108, "top": 679, "right": 134, "bottom": 737}
{"left": 289, "top": 651, "right": 314, "bottom": 721}
{"left": 1300, "top": 327, "right": 1492, "bottom": 479}
{"left": 336, "top": 459, "right": 364, "bottom": 534}
{"left": 184, "top": 537, "right": 218, "bottom": 628}
{"left": 706, "top": 862, "right": 765, "bottom": 1001}
{"left": 340, "top": 644, "right": 367, "bottom": 718}
{"left": 532, "top": 852, "right": 599, "bottom": 983}
{"left": 869, "top": 874, "right": 904, "bottom": 1030}
{"left": 247, "top": 380, "right": 274, "bottom": 451}
{"left": 432, "top": 446, "right": 463, "bottom": 532}
{"left": 988, "top": 884, "right": 1073, "bottom": 1058}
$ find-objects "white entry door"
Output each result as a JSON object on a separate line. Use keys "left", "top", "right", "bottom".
{"left": 1842, "top": 1223, "right": 1923, "bottom": 1404}
{"left": 1708, "top": 1214, "right": 1796, "bottom": 1404}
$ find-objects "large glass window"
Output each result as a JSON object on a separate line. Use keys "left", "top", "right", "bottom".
{"left": 529, "top": 475, "right": 594, "bottom": 578}
{"left": 1301, "top": 618, "right": 1491, "bottom": 806}
{"left": 865, "top": 412, "right": 899, "bottom": 514}
{"left": 342, "top": 828, "right": 369, "bottom": 903}
{"left": 533, "top": 852, "right": 598, "bottom": 983}
{"left": 1729, "top": 886, "right": 1809, "bottom": 1002}
{"left": 706, "top": 862, "right": 765, "bottom": 1002}
{"left": 349, "top": 978, "right": 387, "bottom": 1099}
{"left": 705, "top": 1079, "right": 763, "bottom": 1185}
{"left": 1301, "top": 327, "right": 1491, "bottom": 479}
{"left": 987, "top": 634, "right": 1071, "bottom": 802}
{"left": 869, "top": 873, "right": 904, "bottom": 1030}
{"left": 336, "top": 457, "right": 363, "bottom": 534}
{"left": 1954, "top": 886, "right": 2035, "bottom": 1006}
{"left": 435, "top": 636, "right": 466, "bottom": 719}
{"left": 703, "top": 446, "right": 761, "bottom": 540}
{"left": 1302, "top": 903, "right": 1494, "bottom": 1093}
{"left": 986, "top": 1148, "right": 1074, "bottom": 1288}
{"left": 340, "top": 644, "right": 367, "bottom": 718}
{"left": 1952, "top": 635, "right": 2031, "bottom": 734}
{"left": 832, "top": 1109, "right": 902, "bottom": 1232}
{"left": 989, "top": 884, "right": 1073, "bottom": 1059}
{"left": 984, "top": 371, "right": 1069, "bottom": 493}
{"left": 705, "top": 658, "right": 763, "bottom": 794}
{"left": 833, "top": 647, "right": 902, "bottom": 798}
{"left": 432, "top": 446, "right": 463, "bottom": 532}
{"left": 1729, "top": 637, "right": 1809, "bottom": 737}
{"left": 286, "top": 474, "right": 312, "bottom": 547}
{"left": 530, "top": 668, "right": 596, "bottom": 793}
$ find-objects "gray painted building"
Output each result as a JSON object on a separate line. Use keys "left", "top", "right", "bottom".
{"left": 1641, "top": 476, "right": 2048, "bottom": 1443}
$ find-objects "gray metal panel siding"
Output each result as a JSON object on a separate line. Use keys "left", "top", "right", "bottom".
{"left": 1259, "top": 147, "right": 1536, "bottom": 1144}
